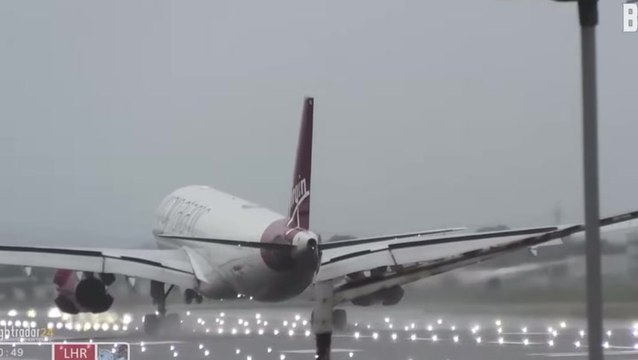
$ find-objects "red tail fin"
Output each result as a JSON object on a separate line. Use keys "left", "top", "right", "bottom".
{"left": 287, "top": 97, "right": 313, "bottom": 230}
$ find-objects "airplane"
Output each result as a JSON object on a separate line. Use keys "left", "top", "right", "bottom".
{"left": 2, "top": 97, "right": 638, "bottom": 359}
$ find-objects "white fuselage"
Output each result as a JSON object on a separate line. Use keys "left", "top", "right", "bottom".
{"left": 151, "top": 185, "right": 317, "bottom": 302}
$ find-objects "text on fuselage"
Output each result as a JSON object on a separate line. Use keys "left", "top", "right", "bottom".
{"left": 157, "top": 196, "right": 210, "bottom": 235}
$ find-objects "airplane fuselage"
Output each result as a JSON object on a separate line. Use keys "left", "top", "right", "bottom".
{"left": 152, "top": 185, "right": 319, "bottom": 302}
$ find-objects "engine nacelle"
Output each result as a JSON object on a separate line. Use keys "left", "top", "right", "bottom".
{"left": 351, "top": 286, "right": 405, "bottom": 306}
{"left": 53, "top": 270, "right": 114, "bottom": 314}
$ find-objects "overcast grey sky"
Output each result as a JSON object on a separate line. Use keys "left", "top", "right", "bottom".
{"left": 1, "top": 1, "right": 637, "bottom": 246}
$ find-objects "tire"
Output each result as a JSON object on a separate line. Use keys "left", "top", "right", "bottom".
{"left": 184, "top": 289, "right": 196, "bottom": 305}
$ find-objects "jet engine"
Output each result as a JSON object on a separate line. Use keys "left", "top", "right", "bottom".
{"left": 351, "top": 285, "right": 405, "bottom": 306}
{"left": 53, "top": 270, "right": 114, "bottom": 314}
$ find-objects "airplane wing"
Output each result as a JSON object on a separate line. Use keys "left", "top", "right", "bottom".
{"left": 316, "top": 210, "right": 638, "bottom": 304}
{"left": 0, "top": 246, "right": 200, "bottom": 288}
{"left": 319, "top": 227, "right": 466, "bottom": 249}
{"left": 0, "top": 235, "right": 299, "bottom": 289}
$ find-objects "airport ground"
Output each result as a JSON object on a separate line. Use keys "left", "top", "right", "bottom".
{"left": 2, "top": 255, "right": 638, "bottom": 359}
{"left": 3, "top": 300, "right": 638, "bottom": 360}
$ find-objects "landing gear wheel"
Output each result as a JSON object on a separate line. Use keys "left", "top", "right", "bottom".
{"left": 333, "top": 309, "right": 347, "bottom": 331}
{"left": 184, "top": 289, "right": 197, "bottom": 305}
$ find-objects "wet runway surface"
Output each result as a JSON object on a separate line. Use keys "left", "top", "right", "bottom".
{"left": 3, "top": 306, "right": 638, "bottom": 360}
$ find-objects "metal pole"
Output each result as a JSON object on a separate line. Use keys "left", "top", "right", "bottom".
{"left": 578, "top": 1, "right": 602, "bottom": 359}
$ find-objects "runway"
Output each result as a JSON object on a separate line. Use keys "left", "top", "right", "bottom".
{"left": 2, "top": 305, "right": 638, "bottom": 360}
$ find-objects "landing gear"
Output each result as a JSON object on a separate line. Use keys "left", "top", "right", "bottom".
{"left": 312, "top": 281, "right": 335, "bottom": 360}
{"left": 184, "top": 289, "right": 204, "bottom": 305}
{"left": 144, "top": 281, "right": 181, "bottom": 336}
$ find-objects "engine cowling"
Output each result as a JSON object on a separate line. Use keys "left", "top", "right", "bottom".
{"left": 53, "top": 270, "right": 114, "bottom": 314}
{"left": 351, "top": 286, "right": 405, "bottom": 306}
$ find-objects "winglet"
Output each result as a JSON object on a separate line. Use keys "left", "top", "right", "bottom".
{"left": 288, "top": 97, "right": 313, "bottom": 230}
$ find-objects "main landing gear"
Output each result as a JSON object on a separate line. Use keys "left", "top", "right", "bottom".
{"left": 312, "top": 281, "right": 348, "bottom": 360}
{"left": 184, "top": 288, "right": 203, "bottom": 305}
{"left": 143, "top": 281, "right": 181, "bottom": 336}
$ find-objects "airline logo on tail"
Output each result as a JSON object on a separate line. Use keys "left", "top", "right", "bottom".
{"left": 288, "top": 177, "right": 309, "bottom": 228}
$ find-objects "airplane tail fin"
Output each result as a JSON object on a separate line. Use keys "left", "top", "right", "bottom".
{"left": 287, "top": 97, "right": 313, "bottom": 230}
